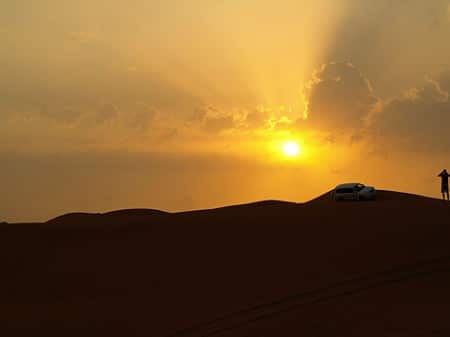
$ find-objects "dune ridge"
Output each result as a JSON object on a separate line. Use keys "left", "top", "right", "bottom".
{"left": 42, "top": 189, "right": 447, "bottom": 228}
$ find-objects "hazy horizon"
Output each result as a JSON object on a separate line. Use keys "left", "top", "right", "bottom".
{"left": 1, "top": 0, "right": 450, "bottom": 222}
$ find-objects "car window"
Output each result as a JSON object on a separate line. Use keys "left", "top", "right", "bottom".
{"left": 336, "top": 188, "right": 354, "bottom": 193}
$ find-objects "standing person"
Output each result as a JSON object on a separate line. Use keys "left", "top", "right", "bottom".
{"left": 438, "top": 169, "right": 450, "bottom": 201}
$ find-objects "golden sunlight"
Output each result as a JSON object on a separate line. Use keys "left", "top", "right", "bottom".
{"left": 281, "top": 141, "right": 301, "bottom": 157}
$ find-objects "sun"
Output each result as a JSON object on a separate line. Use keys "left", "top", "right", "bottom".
{"left": 281, "top": 141, "right": 301, "bottom": 157}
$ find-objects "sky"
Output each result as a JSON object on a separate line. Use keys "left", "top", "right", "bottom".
{"left": 1, "top": 0, "right": 450, "bottom": 222}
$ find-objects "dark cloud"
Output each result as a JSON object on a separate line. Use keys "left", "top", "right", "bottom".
{"left": 370, "top": 74, "right": 450, "bottom": 153}
{"left": 244, "top": 110, "right": 267, "bottom": 129}
{"left": 96, "top": 103, "right": 119, "bottom": 124}
{"left": 305, "top": 62, "right": 378, "bottom": 131}
{"left": 95, "top": 102, "right": 159, "bottom": 132}
{"left": 187, "top": 107, "right": 208, "bottom": 123}
{"left": 186, "top": 104, "right": 299, "bottom": 133}
{"left": 156, "top": 128, "right": 178, "bottom": 144}
{"left": 188, "top": 105, "right": 240, "bottom": 133}
{"left": 127, "top": 103, "right": 158, "bottom": 132}
{"left": 204, "top": 115, "right": 235, "bottom": 133}
{"left": 321, "top": 0, "right": 450, "bottom": 96}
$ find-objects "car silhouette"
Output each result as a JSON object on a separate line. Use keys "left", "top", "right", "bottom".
{"left": 333, "top": 183, "right": 376, "bottom": 201}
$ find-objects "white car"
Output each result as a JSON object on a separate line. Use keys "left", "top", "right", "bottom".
{"left": 334, "top": 183, "right": 376, "bottom": 201}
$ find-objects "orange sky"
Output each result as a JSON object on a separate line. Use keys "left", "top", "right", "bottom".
{"left": 1, "top": 0, "right": 450, "bottom": 221}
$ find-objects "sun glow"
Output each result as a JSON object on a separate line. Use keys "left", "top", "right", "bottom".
{"left": 281, "top": 141, "right": 301, "bottom": 157}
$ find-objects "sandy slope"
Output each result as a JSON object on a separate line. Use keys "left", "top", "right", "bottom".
{"left": 0, "top": 191, "right": 449, "bottom": 337}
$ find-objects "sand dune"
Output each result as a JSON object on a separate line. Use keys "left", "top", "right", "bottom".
{"left": 1, "top": 190, "right": 449, "bottom": 337}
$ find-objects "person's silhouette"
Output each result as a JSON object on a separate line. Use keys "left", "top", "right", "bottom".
{"left": 438, "top": 169, "right": 450, "bottom": 201}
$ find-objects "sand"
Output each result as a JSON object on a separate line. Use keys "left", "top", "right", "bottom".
{"left": 1, "top": 190, "right": 449, "bottom": 337}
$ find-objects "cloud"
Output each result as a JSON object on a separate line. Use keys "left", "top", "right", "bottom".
{"left": 93, "top": 102, "right": 161, "bottom": 134}
{"left": 156, "top": 128, "right": 178, "bottom": 144}
{"left": 244, "top": 107, "right": 269, "bottom": 129}
{"left": 437, "top": 69, "right": 450, "bottom": 91}
{"left": 186, "top": 104, "right": 301, "bottom": 134}
{"left": 188, "top": 105, "right": 244, "bottom": 133}
{"left": 320, "top": 0, "right": 450, "bottom": 98}
{"left": 305, "top": 62, "right": 379, "bottom": 131}
{"left": 245, "top": 105, "right": 300, "bottom": 130}
{"left": 204, "top": 115, "right": 235, "bottom": 133}
{"left": 96, "top": 103, "right": 119, "bottom": 124}
{"left": 369, "top": 74, "right": 450, "bottom": 153}
{"left": 39, "top": 104, "right": 81, "bottom": 123}
{"left": 126, "top": 103, "right": 159, "bottom": 132}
